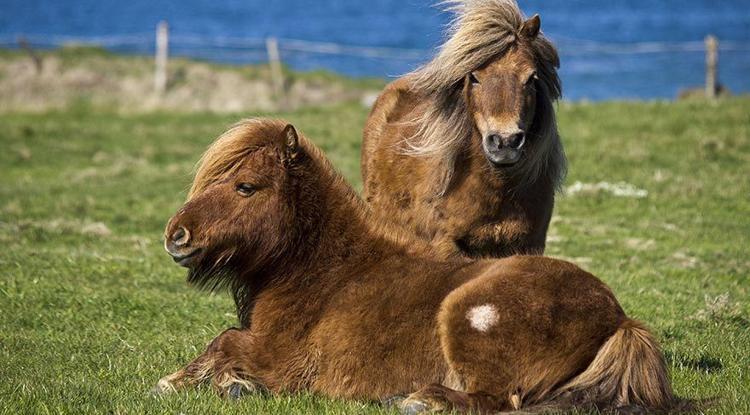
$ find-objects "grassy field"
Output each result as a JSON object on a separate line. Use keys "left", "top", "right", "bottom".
{"left": 1, "top": 98, "right": 748, "bottom": 414}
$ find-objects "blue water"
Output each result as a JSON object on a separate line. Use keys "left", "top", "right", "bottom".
{"left": 2, "top": 0, "right": 749, "bottom": 100}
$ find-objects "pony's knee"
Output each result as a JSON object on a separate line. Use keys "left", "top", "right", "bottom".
{"left": 205, "top": 327, "right": 243, "bottom": 352}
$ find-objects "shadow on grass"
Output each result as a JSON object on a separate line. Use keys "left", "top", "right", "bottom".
{"left": 665, "top": 351, "right": 723, "bottom": 374}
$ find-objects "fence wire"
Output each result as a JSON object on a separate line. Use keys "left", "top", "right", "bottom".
{"left": 2, "top": 32, "right": 749, "bottom": 63}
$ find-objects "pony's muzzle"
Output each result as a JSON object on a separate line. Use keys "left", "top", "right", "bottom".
{"left": 164, "top": 225, "right": 200, "bottom": 267}
{"left": 483, "top": 132, "right": 525, "bottom": 166}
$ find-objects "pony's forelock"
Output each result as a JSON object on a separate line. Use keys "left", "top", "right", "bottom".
{"left": 188, "top": 119, "right": 290, "bottom": 200}
{"left": 410, "top": 0, "right": 525, "bottom": 95}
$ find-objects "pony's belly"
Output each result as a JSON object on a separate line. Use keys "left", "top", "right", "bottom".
{"left": 306, "top": 274, "right": 458, "bottom": 399}
{"left": 310, "top": 335, "right": 446, "bottom": 400}
{"left": 306, "top": 324, "right": 450, "bottom": 399}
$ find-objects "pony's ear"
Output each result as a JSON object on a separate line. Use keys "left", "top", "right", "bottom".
{"left": 520, "top": 14, "right": 541, "bottom": 39}
{"left": 282, "top": 123, "right": 299, "bottom": 159}
{"left": 462, "top": 73, "right": 475, "bottom": 104}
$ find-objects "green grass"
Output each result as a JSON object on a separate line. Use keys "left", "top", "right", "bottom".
{"left": 1, "top": 98, "right": 748, "bottom": 413}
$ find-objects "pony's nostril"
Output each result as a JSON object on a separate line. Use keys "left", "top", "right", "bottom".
{"left": 171, "top": 227, "right": 190, "bottom": 246}
{"left": 488, "top": 134, "right": 502, "bottom": 148}
{"left": 506, "top": 133, "right": 525, "bottom": 149}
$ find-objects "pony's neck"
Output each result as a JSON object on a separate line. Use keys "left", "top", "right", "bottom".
{"left": 275, "top": 148, "right": 384, "bottom": 278}
{"left": 315, "top": 177, "right": 370, "bottom": 257}
{"left": 271, "top": 146, "right": 430, "bottom": 283}
{"left": 234, "top": 144, "right": 446, "bottom": 326}
{"left": 232, "top": 154, "right": 373, "bottom": 325}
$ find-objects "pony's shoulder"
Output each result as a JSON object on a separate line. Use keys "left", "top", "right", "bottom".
{"left": 375, "top": 78, "right": 412, "bottom": 104}
{"left": 371, "top": 77, "right": 421, "bottom": 119}
{"left": 385, "top": 77, "right": 413, "bottom": 93}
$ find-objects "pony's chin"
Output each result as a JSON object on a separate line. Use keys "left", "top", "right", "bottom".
{"left": 171, "top": 248, "right": 202, "bottom": 268}
{"left": 485, "top": 149, "right": 522, "bottom": 167}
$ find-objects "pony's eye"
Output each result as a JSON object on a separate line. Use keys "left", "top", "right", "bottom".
{"left": 525, "top": 71, "right": 538, "bottom": 86}
{"left": 468, "top": 72, "right": 480, "bottom": 85}
{"left": 235, "top": 183, "right": 256, "bottom": 197}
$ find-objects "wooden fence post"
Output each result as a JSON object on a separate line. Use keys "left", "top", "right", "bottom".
{"left": 17, "top": 37, "right": 43, "bottom": 75}
{"left": 154, "top": 21, "right": 169, "bottom": 96}
{"left": 705, "top": 35, "right": 718, "bottom": 99}
{"left": 265, "top": 37, "right": 286, "bottom": 107}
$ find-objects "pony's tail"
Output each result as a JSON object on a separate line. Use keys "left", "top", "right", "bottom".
{"left": 550, "top": 318, "right": 679, "bottom": 412}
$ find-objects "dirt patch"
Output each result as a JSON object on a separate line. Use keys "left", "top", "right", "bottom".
{"left": 0, "top": 48, "right": 381, "bottom": 113}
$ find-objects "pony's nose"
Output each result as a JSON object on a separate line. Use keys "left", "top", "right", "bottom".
{"left": 486, "top": 132, "right": 525, "bottom": 150}
{"left": 488, "top": 134, "right": 502, "bottom": 149}
{"left": 504, "top": 132, "right": 526, "bottom": 149}
{"left": 170, "top": 227, "right": 190, "bottom": 247}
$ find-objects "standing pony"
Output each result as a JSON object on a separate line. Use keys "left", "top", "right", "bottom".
{"left": 156, "top": 119, "right": 681, "bottom": 414}
{"left": 362, "top": 0, "right": 565, "bottom": 259}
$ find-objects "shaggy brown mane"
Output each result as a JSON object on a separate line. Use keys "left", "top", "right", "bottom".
{"left": 405, "top": 0, "right": 565, "bottom": 194}
{"left": 185, "top": 118, "right": 370, "bottom": 322}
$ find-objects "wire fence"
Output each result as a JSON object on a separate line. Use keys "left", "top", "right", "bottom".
{"left": 3, "top": 31, "right": 749, "bottom": 62}
{"left": 0, "top": 32, "right": 432, "bottom": 61}
{"left": 2, "top": 28, "right": 749, "bottom": 99}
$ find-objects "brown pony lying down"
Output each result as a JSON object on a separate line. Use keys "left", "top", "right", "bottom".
{"left": 156, "top": 119, "right": 681, "bottom": 413}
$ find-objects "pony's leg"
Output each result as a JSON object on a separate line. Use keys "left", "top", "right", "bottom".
{"left": 154, "top": 327, "right": 262, "bottom": 397}
{"left": 398, "top": 384, "right": 505, "bottom": 414}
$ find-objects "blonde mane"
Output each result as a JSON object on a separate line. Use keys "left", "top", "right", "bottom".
{"left": 404, "top": 0, "right": 564, "bottom": 194}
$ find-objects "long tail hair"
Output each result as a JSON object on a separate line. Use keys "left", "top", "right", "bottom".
{"left": 497, "top": 318, "right": 694, "bottom": 414}
{"left": 501, "top": 319, "right": 683, "bottom": 413}
{"left": 551, "top": 319, "right": 677, "bottom": 411}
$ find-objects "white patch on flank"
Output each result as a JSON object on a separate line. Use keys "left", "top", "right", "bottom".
{"left": 467, "top": 304, "right": 499, "bottom": 333}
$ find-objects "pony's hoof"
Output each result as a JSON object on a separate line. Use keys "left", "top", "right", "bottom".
{"left": 152, "top": 377, "right": 176, "bottom": 396}
{"left": 382, "top": 394, "right": 406, "bottom": 407}
{"left": 399, "top": 399, "right": 430, "bottom": 415}
{"left": 227, "top": 382, "right": 247, "bottom": 399}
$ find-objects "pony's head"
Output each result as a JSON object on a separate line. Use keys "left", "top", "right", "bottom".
{"left": 407, "top": 0, "right": 564, "bottom": 191}
{"left": 164, "top": 120, "right": 309, "bottom": 289}
{"left": 465, "top": 15, "right": 543, "bottom": 166}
